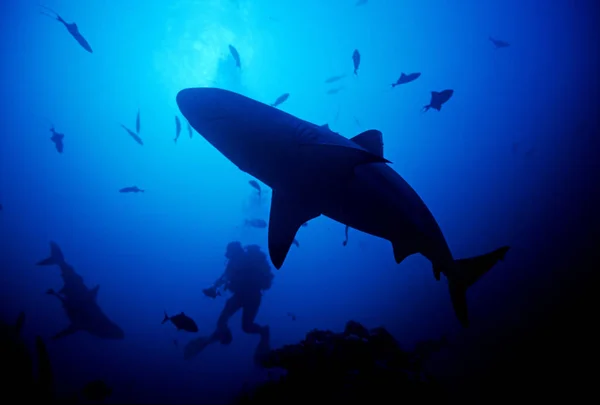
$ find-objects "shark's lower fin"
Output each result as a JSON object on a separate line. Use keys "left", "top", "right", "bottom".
{"left": 268, "top": 190, "right": 321, "bottom": 269}
{"left": 37, "top": 241, "right": 65, "bottom": 266}
{"left": 52, "top": 324, "right": 78, "bottom": 340}
{"left": 391, "top": 240, "right": 418, "bottom": 265}
{"left": 447, "top": 246, "right": 510, "bottom": 327}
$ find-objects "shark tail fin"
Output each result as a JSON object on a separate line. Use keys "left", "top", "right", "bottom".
{"left": 162, "top": 312, "right": 169, "bottom": 324}
{"left": 37, "top": 241, "right": 65, "bottom": 266}
{"left": 446, "top": 246, "right": 511, "bottom": 327}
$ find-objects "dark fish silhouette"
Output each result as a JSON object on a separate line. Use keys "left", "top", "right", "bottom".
{"left": 82, "top": 380, "right": 112, "bottom": 402}
{"left": 49, "top": 126, "right": 64, "bottom": 153}
{"left": 342, "top": 224, "right": 349, "bottom": 246}
{"left": 270, "top": 93, "right": 289, "bottom": 108}
{"left": 120, "top": 124, "right": 143, "bottom": 145}
{"left": 422, "top": 90, "right": 454, "bottom": 112}
{"left": 39, "top": 5, "right": 92, "bottom": 53}
{"left": 352, "top": 49, "right": 361, "bottom": 75}
{"left": 187, "top": 122, "right": 193, "bottom": 138}
{"left": 245, "top": 218, "right": 267, "bottom": 228}
{"left": 119, "top": 186, "right": 144, "bottom": 193}
{"left": 136, "top": 109, "right": 140, "bottom": 134}
{"left": 38, "top": 242, "right": 125, "bottom": 340}
{"left": 229, "top": 44, "right": 241, "bottom": 68}
{"left": 489, "top": 36, "right": 510, "bottom": 49}
{"left": 392, "top": 72, "right": 421, "bottom": 87}
{"left": 174, "top": 116, "right": 181, "bottom": 143}
{"left": 162, "top": 312, "right": 198, "bottom": 332}
{"left": 287, "top": 312, "right": 297, "bottom": 321}
{"left": 249, "top": 180, "right": 261, "bottom": 196}
{"left": 176, "top": 87, "right": 512, "bottom": 328}
{"left": 325, "top": 74, "right": 346, "bottom": 83}
{"left": 292, "top": 239, "right": 299, "bottom": 247}
{"left": 326, "top": 86, "right": 344, "bottom": 95}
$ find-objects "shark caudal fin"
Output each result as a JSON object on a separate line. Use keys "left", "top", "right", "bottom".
{"left": 162, "top": 312, "right": 170, "bottom": 324}
{"left": 36, "top": 241, "right": 65, "bottom": 266}
{"left": 447, "top": 246, "right": 510, "bottom": 327}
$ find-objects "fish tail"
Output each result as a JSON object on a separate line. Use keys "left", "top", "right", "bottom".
{"left": 36, "top": 241, "right": 65, "bottom": 266}
{"left": 444, "top": 246, "right": 510, "bottom": 328}
{"left": 421, "top": 105, "right": 431, "bottom": 113}
{"left": 162, "top": 311, "right": 169, "bottom": 324}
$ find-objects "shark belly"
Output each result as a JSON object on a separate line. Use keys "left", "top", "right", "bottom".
{"left": 321, "top": 163, "right": 454, "bottom": 266}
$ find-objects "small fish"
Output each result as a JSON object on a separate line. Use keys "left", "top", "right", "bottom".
{"left": 352, "top": 49, "right": 361, "bottom": 75}
{"left": 136, "top": 109, "right": 140, "bottom": 134}
{"left": 325, "top": 74, "right": 346, "bottom": 83}
{"left": 174, "top": 116, "right": 181, "bottom": 143}
{"left": 187, "top": 122, "right": 193, "bottom": 138}
{"left": 287, "top": 312, "right": 297, "bottom": 321}
{"left": 392, "top": 72, "right": 421, "bottom": 87}
{"left": 489, "top": 36, "right": 510, "bottom": 49}
{"left": 119, "top": 186, "right": 144, "bottom": 193}
{"left": 39, "top": 5, "right": 92, "bottom": 53}
{"left": 292, "top": 239, "right": 299, "bottom": 247}
{"left": 245, "top": 218, "right": 267, "bottom": 228}
{"left": 270, "top": 93, "right": 289, "bottom": 108}
{"left": 120, "top": 124, "right": 143, "bottom": 145}
{"left": 229, "top": 44, "right": 241, "bottom": 68}
{"left": 49, "top": 126, "right": 64, "bottom": 153}
{"left": 249, "top": 180, "right": 261, "bottom": 196}
{"left": 342, "top": 224, "right": 349, "bottom": 246}
{"left": 162, "top": 311, "right": 199, "bottom": 332}
{"left": 326, "top": 86, "right": 344, "bottom": 95}
{"left": 422, "top": 90, "right": 454, "bottom": 112}
{"left": 82, "top": 380, "right": 112, "bottom": 402}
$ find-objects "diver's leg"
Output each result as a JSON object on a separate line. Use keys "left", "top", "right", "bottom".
{"left": 241, "top": 293, "right": 265, "bottom": 335}
{"left": 184, "top": 295, "right": 243, "bottom": 360}
{"left": 209, "top": 294, "right": 243, "bottom": 344}
{"left": 241, "top": 293, "right": 271, "bottom": 366}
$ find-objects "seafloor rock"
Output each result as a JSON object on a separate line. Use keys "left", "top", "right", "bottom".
{"left": 234, "top": 320, "right": 447, "bottom": 403}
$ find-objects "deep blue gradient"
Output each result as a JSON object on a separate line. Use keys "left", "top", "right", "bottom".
{"left": 1, "top": 0, "right": 599, "bottom": 403}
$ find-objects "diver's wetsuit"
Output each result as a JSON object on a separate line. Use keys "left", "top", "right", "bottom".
{"left": 185, "top": 243, "right": 271, "bottom": 361}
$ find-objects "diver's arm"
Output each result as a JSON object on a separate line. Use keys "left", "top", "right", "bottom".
{"left": 213, "top": 273, "right": 227, "bottom": 288}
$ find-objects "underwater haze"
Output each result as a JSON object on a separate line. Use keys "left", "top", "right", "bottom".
{"left": 1, "top": 0, "right": 599, "bottom": 403}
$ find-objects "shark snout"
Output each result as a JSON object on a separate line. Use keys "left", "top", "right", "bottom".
{"left": 176, "top": 87, "right": 229, "bottom": 126}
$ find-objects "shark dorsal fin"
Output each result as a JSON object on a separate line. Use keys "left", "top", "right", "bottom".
{"left": 268, "top": 190, "right": 322, "bottom": 269}
{"left": 90, "top": 285, "right": 100, "bottom": 300}
{"left": 320, "top": 123, "right": 331, "bottom": 131}
{"left": 350, "top": 130, "right": 384, "bottom": 158}
{"left": 400, "top": 73, "right": 406, "bottom": 78}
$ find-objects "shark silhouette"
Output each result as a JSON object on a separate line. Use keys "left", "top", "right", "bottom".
{"left": 37, "top": 242, "right": 124, "bottom": 340}
{"left": 176, "top": 87, "right": 510, "bottom": 327}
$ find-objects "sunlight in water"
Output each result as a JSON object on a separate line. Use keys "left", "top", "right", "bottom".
{"left": 154, "top": 0, "right": 256, "bottom": 100}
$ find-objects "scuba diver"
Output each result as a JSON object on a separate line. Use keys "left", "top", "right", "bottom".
{"left": 185, "top": 241, "right": 273, "bottom": 363}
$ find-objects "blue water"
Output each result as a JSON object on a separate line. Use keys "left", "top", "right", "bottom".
{"left": 1, "top": 0, "right": 599, "bottom": 403}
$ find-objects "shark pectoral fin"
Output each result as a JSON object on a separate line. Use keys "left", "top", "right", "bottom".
{"left": 52, "top": 324, "right": 78, "bottom": 340}
{"left": 350, "top": 130, "right": 384, "bottom": 158}
{"left": 268, "top": 190, "right": 321, "bottom": 269}
{"left": 90, "top": 285, "right": 100, "bottom": 300}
